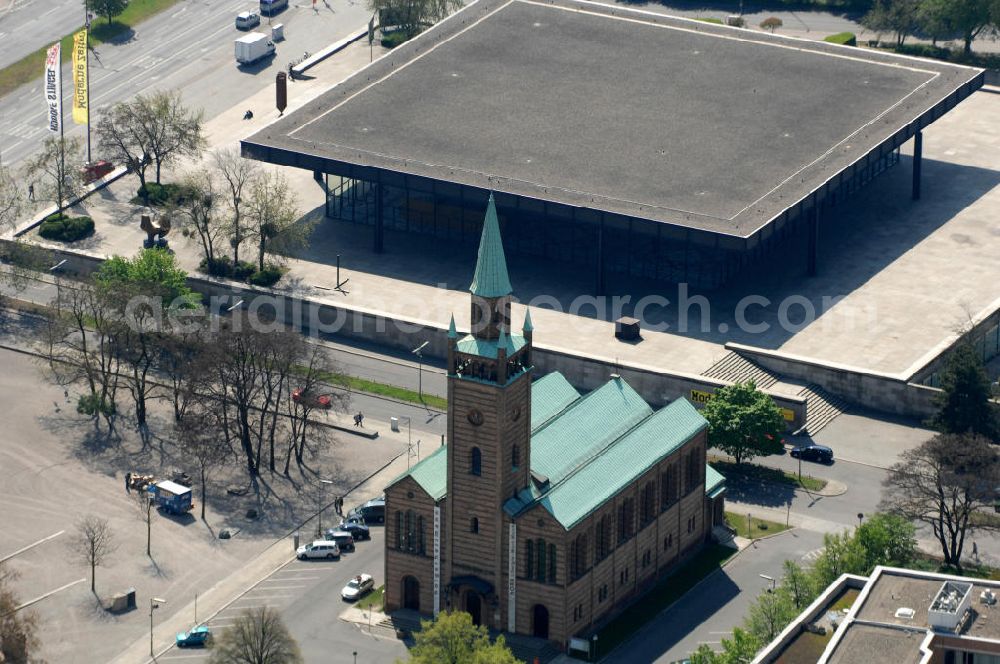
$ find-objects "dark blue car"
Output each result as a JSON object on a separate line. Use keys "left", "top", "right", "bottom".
{"left": 336, "top": 520, "right": 371, "bottom": 541}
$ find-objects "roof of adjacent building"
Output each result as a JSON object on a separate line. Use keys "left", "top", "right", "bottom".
{"left": 755, "top": 566, "right": 1000, "bottom": 664}
{"left": 469, "top": 193, "right": 513, "bottom": 297}
{"left": 387, "top": 371, "right": 718, "bottom": 529}
{"left": 242, "top": 0, "right": 982, "bottom": 241}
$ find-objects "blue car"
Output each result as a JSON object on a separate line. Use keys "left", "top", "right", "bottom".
{"left": 337, "top": 520, "right": 371, "bottom": 541}
{"left": 176, "top": 625, "right": 211, "bottom": 647}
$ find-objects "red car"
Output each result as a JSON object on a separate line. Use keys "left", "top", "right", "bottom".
{"left": 292, "top": 388, "right": 331, "bottom": 409}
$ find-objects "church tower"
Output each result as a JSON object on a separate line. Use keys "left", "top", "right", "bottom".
{"left": 444, "top": 194, "right": 533, "bottom": 628}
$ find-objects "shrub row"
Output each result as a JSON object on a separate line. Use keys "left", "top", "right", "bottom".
{"left": 381, "top": 31, "right": 408, "bottom": 49}
{"left": 38, "top": 214, "right": 95, "bottom": 242}
{"left": 199, "top": 257, "right": 285, "bottom": 287}
{"left": 135, "top": 182, "right": 195, "bottom": 207}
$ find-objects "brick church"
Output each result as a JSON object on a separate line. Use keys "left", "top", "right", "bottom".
{"left": 383, "top": 195, "right": 727, "bottom": 650}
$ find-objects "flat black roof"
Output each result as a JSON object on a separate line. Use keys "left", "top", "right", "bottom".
{"left": 244, "top": 0, "right": 983, "bottom": 239}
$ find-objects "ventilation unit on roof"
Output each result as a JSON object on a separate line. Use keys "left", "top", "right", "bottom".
{"left": 981, "top": 590, "right": 997, "bottom": 606}
{"left": 895, "top": 607, "right": 916, "bottom": 619}
{"left": 929, "top": 581, "right": 973, "bottom": 631}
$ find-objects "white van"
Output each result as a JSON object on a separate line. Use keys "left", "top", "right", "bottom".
{"left": 235, "top": 11, "right": 261, "bottom": 30}
{"left": 296, "top": 540, "right": 340, "bottom": 560}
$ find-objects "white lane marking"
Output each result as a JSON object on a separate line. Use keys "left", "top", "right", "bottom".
{"left": 13, "top": 577, "right": 86, "bottom": 611}
{"left": 0, "top": 530, "right": 64, "bottom": 563}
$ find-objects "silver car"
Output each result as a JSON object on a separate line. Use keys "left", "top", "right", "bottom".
{"left": 341, "top": 574, "right": 375, "bottom": 601}
{"left": 296, "top": 540, "right": 340, "bottom": 560}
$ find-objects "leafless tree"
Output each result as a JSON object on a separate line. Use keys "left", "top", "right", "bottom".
{"left": 24, "top": 136, "right": 84, "bottom": 212}
{"left": 132, "top": 487, "right": 156, "bottom": 558}
{"left": 177, "top": 411, "right": 231, "bottom": 520}
{"left": 70, "top": 516, "right": 117, "bottom": 594}
{"left": 284, "top": 344, "right": 346, "bottom": 474}
{"left": 141, "top": 90, "right": 205, "bottom": 185}
{"left": 244, "top": 170, "right": 309, "bottom": 271}
{"left": 0, "top": 563, "right": 42, "bottom": 664}
{"left": 96, "top": 100, "right": 153, "bottom": 193}
{"left": 209, "top": 606, "right": 303, "bottom": 664}
{"left": 178, "top": 169, "right": 227, "bottom": 268}
{"left": 881, "top": 433, "right": 1000, "bottom": 571}
{"left": 212, "top": 149, "right": 258, "bottom": 266}
{"left": 0, "top": 160, "right": 24, "bottom": 235}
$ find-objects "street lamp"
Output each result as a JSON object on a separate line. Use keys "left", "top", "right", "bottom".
{"left": 353, "top": 652, "right": 358, "bottom": 664}
{"left": 412, "top": 341, "right": 428, "bottom": 400}
{"left": 150, "top": 597, "right": 166, "bottom": 656}
{"left": 317, "top": 479, "right": 334, "bottom": 537}
{"left": 759, "top": 574, "right": 776, "bottom": 593}
{"left": 392, "top": 416, "right": 420, "bottom": 469}
{"left": 857, "top": 512, "right": 864, "bottom": 528}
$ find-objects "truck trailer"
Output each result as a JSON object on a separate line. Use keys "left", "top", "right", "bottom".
{"left": 148, "top": 480, "right": 193, "bottom": 515}
{"left": 235, "top": 32, "right": 275, "bottom": 65}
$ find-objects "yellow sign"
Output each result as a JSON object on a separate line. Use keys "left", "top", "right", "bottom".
{"left": 690, "top": 389, "right": 714, "bottom": 405}
{"left": 72, "top": 29, "right": 88, "bottom": 125}
{"left": 781, "top": 408, "right": 796, "bottom": 422}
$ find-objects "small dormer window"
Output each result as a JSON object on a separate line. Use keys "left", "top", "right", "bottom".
{"left": 470, "top": 447, "right": 482, "bottom": 476}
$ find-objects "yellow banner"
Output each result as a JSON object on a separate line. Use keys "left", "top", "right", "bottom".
{"left": 72, "top": 29, "right": 87, "bottom": 125}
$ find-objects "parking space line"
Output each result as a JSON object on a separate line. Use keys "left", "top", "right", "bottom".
{"left": 0, "top": 530, "right": 64, "bottom": 564}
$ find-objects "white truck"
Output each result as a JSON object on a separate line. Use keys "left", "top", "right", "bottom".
{"left": 235, "top": 32, "right": 275, "bottom": 65}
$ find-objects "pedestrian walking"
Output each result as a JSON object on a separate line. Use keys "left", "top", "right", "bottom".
{"left": 335, "top": 496, "right": 343, "bottom": 516}
{"left": 973, "top": 541, "right": 979, "bottom": 562}
{"left": 125, "top": 471, "right": 132, "bottom": 494}
{"left": 358, "top": 412, "right": 364, "bottom": 427}
{"left": 353, "top": 413, "right": 360, "bottom": 427}
{"left": 27, "top": 183, "right": 34, "bottom": 201}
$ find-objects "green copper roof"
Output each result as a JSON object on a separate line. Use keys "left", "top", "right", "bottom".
{"left": 530, "top": 377, "right": 653, "bottom": 486}
{"left": 385, "top": 444, "right": 448, "bottom": 501}
{"left": 455, "top": 333, "right": 526, "bottom": 360}
{"left": 530, "top": 372, "right": 580, "bottom": 431}
{"left": 469, "top": 193, "right": 513, "bottom": 298}
{"left": 706, "top": 464, "right": 726, "bottom": 499}
{"left": 523, "top": 308, "right": 533, "bottom": 333}
{"left": 536, "top": 398, "right": 708, "bottom": 529}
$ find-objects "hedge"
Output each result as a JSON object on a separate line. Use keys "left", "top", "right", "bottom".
{"left": 381, "top": 31, "right": 408, "bottom": 49}
{"left": 38, "top": 214, "right": 95, "bottom": 242}
{"left": 695, "top": 17, "right": 724, "bottom": 24}
{"left": 134, "top": 182, "right": 194, "bottom": 206}
{"left": 824, "top": 32, "right": 857, "bottom": 46}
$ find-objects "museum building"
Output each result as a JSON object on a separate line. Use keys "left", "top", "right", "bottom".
{"left": 383, "top": 195, "right": 727, "bottom": 649}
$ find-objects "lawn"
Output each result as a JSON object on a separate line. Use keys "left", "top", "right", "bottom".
{"left": 0, "top": 0, "right": 181, "bottom": 99}
{"left": 356, "top": 584, "right": 385, "bottom": 611}
{"left": 593, "top": 544, "right": 737, "bottom": 659}
{"left": 725, "top": 511, "right": 790, "bottom": 539}
{"left": 709, "top": 456, "right": 827, "bottom": 492}
{"left": 297, "top": 365, "right": 448, "bottom": 411}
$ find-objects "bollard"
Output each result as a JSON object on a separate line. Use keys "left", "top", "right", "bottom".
{"left": 294, "top": 531, "right": 300, "bottom": 550}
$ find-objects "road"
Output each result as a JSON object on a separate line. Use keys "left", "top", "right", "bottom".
{"left": 156, "top": 527, "right": 408, "bottom": 664}
{"left": 0, "top": 0, "right": 81, "bottom": 70}
{"left": 0, "top": 0, "right": 372, "bottom": 167}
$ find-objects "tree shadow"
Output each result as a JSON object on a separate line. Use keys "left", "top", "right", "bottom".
{"left": 89, "top": 22, "right": 136, "bottom": 45}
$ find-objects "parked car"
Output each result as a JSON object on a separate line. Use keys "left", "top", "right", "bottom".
{"left": 324, "top": 529, "right": 356, "bottom": 552}
{"left": 235, "top": 11, "right": 260, "bottom": 30}
{"left": 348, "top": 497, "right": 385, "bottom": 524}
{"left": 341, "top": 573, "right": 375, "bottom": 601}
{"left": 336, "top": 520, "right": 371, "bottom": 541}
{"left": 176, "top": 625, "right": 211, "bottom": 647}
{"left": 297, "top": 540, "right": 340, "bottom": 560}
{"left": 790, "top": 444, "right": 833, "bottom": 463}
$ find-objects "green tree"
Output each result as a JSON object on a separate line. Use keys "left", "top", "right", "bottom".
{"left": 690, "top": 628, "right": 761, "bottom": 664}
{"left": 930, "top": 342, "right": 997, "bottom": 439}
{"left": 746, "top": 590, "right": 798, "bottom": 644}
{"left": 0, "top": 161, "right": 23, "bottom": 235}
{"left": 245, "top": 170, "right": 307, "bottom": 272}
{"left": 918, "top": 0, "right": 996, "bottom": 56}
{"left": 861, "top": 0, "right": 921, "bottom": 46}
{"left": 855, "top": 512, "right": 917, "bottom": 571}
{"left": 369, "top": 0, "right": 464, "bottom": 40}
{"left": 0, "top": 563, "right": 42, "bottom": 664}
{"left": 881, "top": 433, "right": 1000, "bottom": 571}
{"left": 404, "top": 612, "right": 520, "bottom": 664}
{"left": 702, "top": 381, "right": 785, "bottom": 465}
{"left": 87, "top": 0, "right": 128, "bottom": 25}
{"left": 210, "top": 607, "right": 303, "bottom": 664}
{"left": 780, "top": 560, "right": 816, "bottom": 610}
{"left": 812, "top": 529, "right": 867, "bottom": 586}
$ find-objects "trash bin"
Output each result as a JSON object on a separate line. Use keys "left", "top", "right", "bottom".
{"left": 272, "top": 23, "right": 284, "bottom": 41}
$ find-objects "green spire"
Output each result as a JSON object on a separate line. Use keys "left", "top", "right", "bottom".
{"left": 469, "top": 193, "right": 513, "bottom": 298}
{"left": 497, "top": 324, "right": 507, "bottom": 351}
{"left": 523, "top": 308, "right": 533, "bottom": 333}
{"left": 448, "top": 314, "right": 457, "bottom": 339}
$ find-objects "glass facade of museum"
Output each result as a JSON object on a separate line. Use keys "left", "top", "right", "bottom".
{"left": 323, "top": 147, "right": 900, "bottom": 291}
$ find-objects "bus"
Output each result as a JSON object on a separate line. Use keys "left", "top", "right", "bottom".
{"left": 260, "top": 0, "right": 288, "bottom": 16}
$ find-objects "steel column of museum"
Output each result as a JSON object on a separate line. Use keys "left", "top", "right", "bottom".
{"left": 912, "top": 130, "right": 922, "bottom": 201}
{"left": 374, "top": 175, "right": 385, "bottom": 253}
{"left": 595, "top": 215, "right": 605, "bottom": 295}
{"left": 807, "top": 202, "right": 819, "bottom": 277}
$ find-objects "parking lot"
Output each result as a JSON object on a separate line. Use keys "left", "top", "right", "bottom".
{"left": 157, "top": 527, "right": 407, "bottom": 663}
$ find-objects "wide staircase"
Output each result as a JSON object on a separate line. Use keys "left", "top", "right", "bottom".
{"left": 701, "top": 352, "right": 850, "bottom": 436}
